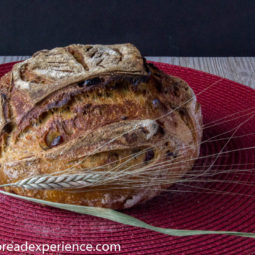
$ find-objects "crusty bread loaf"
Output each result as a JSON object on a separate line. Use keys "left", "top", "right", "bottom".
{"left": 0, "top": 43, "right": 202, "bottom": 209}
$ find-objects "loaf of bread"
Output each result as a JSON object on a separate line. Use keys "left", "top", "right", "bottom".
{"left": 0, "top": 43, "right": 202, "bottom": 209}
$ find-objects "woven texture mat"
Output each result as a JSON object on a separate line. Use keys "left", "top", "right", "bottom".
{"left": 0, "top": 61, "right": 255, "bottom": 254}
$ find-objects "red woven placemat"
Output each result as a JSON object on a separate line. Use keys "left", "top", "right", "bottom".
{"left": 0, "top": 61, "right": 255, "bottom": 254}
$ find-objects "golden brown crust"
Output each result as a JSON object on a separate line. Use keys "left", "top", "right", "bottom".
{"left": 0, "top": 43, "right": 202, "bottom": 209}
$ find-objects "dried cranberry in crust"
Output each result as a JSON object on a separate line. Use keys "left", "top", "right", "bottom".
{"left": 166, "top": 150, "right": 177, "bottom": 158}
{"left": 78, "top": 77, "right": 103, "bottom": 87}
{"left": 152, "top": 98, "right": 160, "bottom": 108}
{"left": 50, "top": 135, "right": 63, "bottom": 147}
{"left": 145, "top": 149, "right": 154, "bottom": 162}
{"left": 45, "top": 131, "right": 64, "bottom": 148}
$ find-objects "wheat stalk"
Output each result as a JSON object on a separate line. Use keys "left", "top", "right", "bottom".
{"left": 0, "top": 159, "right": 162, "bottom": 190}
{"left": 0, "top": 173, "right": 103, "bottom": 190}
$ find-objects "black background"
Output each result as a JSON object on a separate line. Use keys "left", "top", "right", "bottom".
{"left": 0, "top": 0, "right": 254, "bottom": 56}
